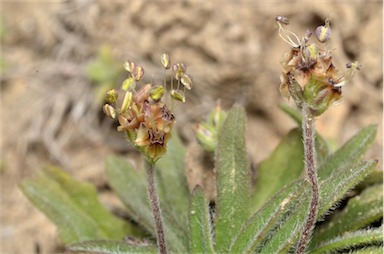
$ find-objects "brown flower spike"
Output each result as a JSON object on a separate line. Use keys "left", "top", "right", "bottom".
{"left": 103, "top": 54, "right": 192, "bottom": 164}
{"left": 277, "top": 17, "right": 360, "bottom": 116}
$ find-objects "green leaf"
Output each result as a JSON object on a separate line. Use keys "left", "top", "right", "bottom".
{"left": 278, "top": 104, "right": 302, "bottom": 125}
{"left": 215, "top": 106, "right": 250, "bottom": 252}
{"left": 278, "top": 104, "right": 337, "bottom": 163}
{"left": 106, "top": 156, "right": 153, "bottom": 232}
{"left": 259, "top": 160, "right": 377, "bottom": 253}
{"left": 355, "top": 169, "right": 383, "bottom": 192}
{"left": 251, "top": 128, "right": 304, "bottom": 211}
{"left": 348, "top": 246, "right": 384, "bottom": 254}
{"left": 20, "top": 166, "right": 134, "bottom": 244}
{"left": 312, "top": 184, "right": 383, "bottom": 245}
{"left": 189, "top": 186, "right": 215, "bottom": 254}
{"left": 67, "top": 240, "right": 157, "bottom": 254}
{"left": 155, "top": 131, "right": 189, "bottom": 232}
{"left": 318, "top": 125, "right": 377, "bottom": 180}
{"left": 259, "top": 186, "right": 311, "bottom": 253}
{"left": 105, "top": 156, "right": 188, "bottom": 253}
{"left": 318, "top": 160, "right": 378, "bottom": 217}
{"left": 230, "top": 180, "right": 309, "bottom": 253}
{"left": 310, "top": 227, "right": 383, "bottom": 253}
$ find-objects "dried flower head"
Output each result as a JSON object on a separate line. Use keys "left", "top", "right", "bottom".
{"left": 276, "top": 16, "right": 360, "bottom": 116}
{"left": 104, "top": 54, "right": 192, "bottom": 164}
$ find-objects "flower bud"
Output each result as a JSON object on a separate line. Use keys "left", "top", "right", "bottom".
{"left": 105, "top": 89, "right": 118, "bottom": 104}
{"left": 149, "top": 85, "right": 164, "bottom": 102}
{"left": 121, "top": 77, "right": 136, "bottom": 91}
{"left": 160, "top": 53, "right": 171, "bottom": 69}
{"left": 180, "top": 73, "right": 193, "bottom": 90}
{"left": 170, "top": 89, "right": 186, "bottom": 102}
{"left": 195, "top": 123, "right": 217, "bottom": 152}
{"left": 103, "top": 104, "right": 116, "bottom": 118}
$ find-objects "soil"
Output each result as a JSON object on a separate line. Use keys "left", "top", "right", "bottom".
{"left": 1, "top": 1, "right": 382, "bottom": 253}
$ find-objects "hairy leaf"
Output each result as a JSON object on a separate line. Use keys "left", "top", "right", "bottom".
{"left": 105, "top": 156, "right": 188, "bottom": 253}
{"left": 318, "top": 125, "right": 377, "bottom": 180}
{"left": 259, "top": 186, "right": 311, "bottom": 253}
{"left": 251, "top": 128, "right": 304, "bottom": 210}
{"left": 106, "top": 156, "right": 153, "bottom": 231}
{"left": 278, "top": 104, "right": 329, "bottom": 161}
{"left": 310, "top": 227, "right": 383, "bottom": 253}
{"left": 67, "top": 240, "right": 157, "bottom": 254}
{"left": 278, "top": 104, "right": 302, "bottom": 125}
{"left": 189, "top": 186, "right": 215, "bottom": 254}
{"left": 318, "top": 160, "right": 378, "bottom": 217}
{"left": 215, "top": 106, "right": 250, "bottom": 252}
{"left": 20, "top": 166, "right": 134, "bottom": 244}
{"left": 230, "top": 180, "right": 308, "bottom": 253}
{"left": 155, "top": 131, "right": 189, "bottom": 236}
{"left": 312, "top": 184, "right": 383, "bottom": 245}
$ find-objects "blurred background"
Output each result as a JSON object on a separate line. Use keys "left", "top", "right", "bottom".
{"left": 1, "top": 1, "right": 382, "bottom": 253}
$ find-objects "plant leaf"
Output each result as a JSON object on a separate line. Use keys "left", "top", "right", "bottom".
{"left": 318, "top": 160, "right": 378, "bottom": 217}
{"left": 347, "top": 246, "right": 384, "bottom": 254}
{"left": 67, "top": 240, "right": 157, "bottom": 254}
{"left": 278, "top": 103, "right": 302, "bottom": 125}
{"left": 259, "top": 186, "right": 311, "bottom": 253}
{"left": 20, "top": 166, "right": 135, "bottom": 244}
{"left": 251, "top": 128, "right": 304, "bottom": 211}
{"left": 318, "top": 125, "right": 377, "bottom": 180}
{"left": 155, "top": 131, "right": 189, "bottom": 234}
{"left": 310, "top": 227, "right": 383, "bottom": 253}
{"left": 230, "top": 180, "right": 309, "bottom": 253}
{"left": 105, "top": 156, "right": 153, "bottom": 231}
{"left": 105, "top": 156, "right": 188, "bottom": 253}
{"left": 215, "top": 106, "right": 250, "bottom": 253}
{"left": 312, "top": 184, "right": 383, "bottom": 245}
{"left": 189, "top": 186, "right": 215, "bottom": 254}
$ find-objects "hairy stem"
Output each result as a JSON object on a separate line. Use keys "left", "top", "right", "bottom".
{"left": 145, "top": 161, "right": 168, "bottom": 254}
{"left": 296, "top": 105, "right": 319, "bottom": 254}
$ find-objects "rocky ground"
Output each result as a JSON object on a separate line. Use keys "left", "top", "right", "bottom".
{"left": 1, "top": 1, "right": 382, "bottom": 253}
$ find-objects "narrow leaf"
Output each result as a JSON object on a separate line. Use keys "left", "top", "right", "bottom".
{"left": 251, "top": 128, "right": 304, "bottom": 210}
{"left": 105, "top": 156, "right": 153, "bottom": 231}
{"left": 230, "top": 180, "right": 309, "bottom": 253}
{"left": 278, "top": 104, "right": 329, "bottom": 161}
{"left": 318, "top": 160, "right": 378, "bottom": 217}
{"left": 278, "top": 103, "right": 302, "bottom": 125}
{"left": 347, "top": 246, "right": 384, "bottom": 254}
{"left": 155, "top": 131, "right": 189, "bottom": 234}
{"left": 318, "top": 125, "right": 377, "bottom": 180}
{"left": 20, "top": 166, "right": 134, "bottom": 244}
{"left": 312, "top": 184, "right": 383, "bottom": 245}
{"left": 261, "top": 162, "right": 377, "bottom": 253}
{"left": 67, "top": 240, "right": 157, "bottom": 254}
{"left": 311, "top": 227, "right": 383, "bottom": 253}
{"left": 189, "top": 186, "right": 215, "bottom": 254}
{"left": 215, "top": 106, "right": 250, "bottom": 252}
{"left": 259, "top": 186, "right": 311, "bottom": 253}
{"left": 105, "top": 156, "right": 188, "bottom": 253}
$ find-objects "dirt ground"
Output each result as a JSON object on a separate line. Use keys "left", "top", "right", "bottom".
{"left": 1, "top": 1, "right": 382, "bottom": 253}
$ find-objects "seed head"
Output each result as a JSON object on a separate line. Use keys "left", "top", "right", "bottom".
{"left": 277, "top": 17, "right": 360, "bottom": 116}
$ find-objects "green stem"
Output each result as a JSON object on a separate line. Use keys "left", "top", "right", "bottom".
{"left": 296, "top": 105, "right": 319, "bottom": 254}
{"left": 145, "top": 161, "right": 168, "bottom": 254}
